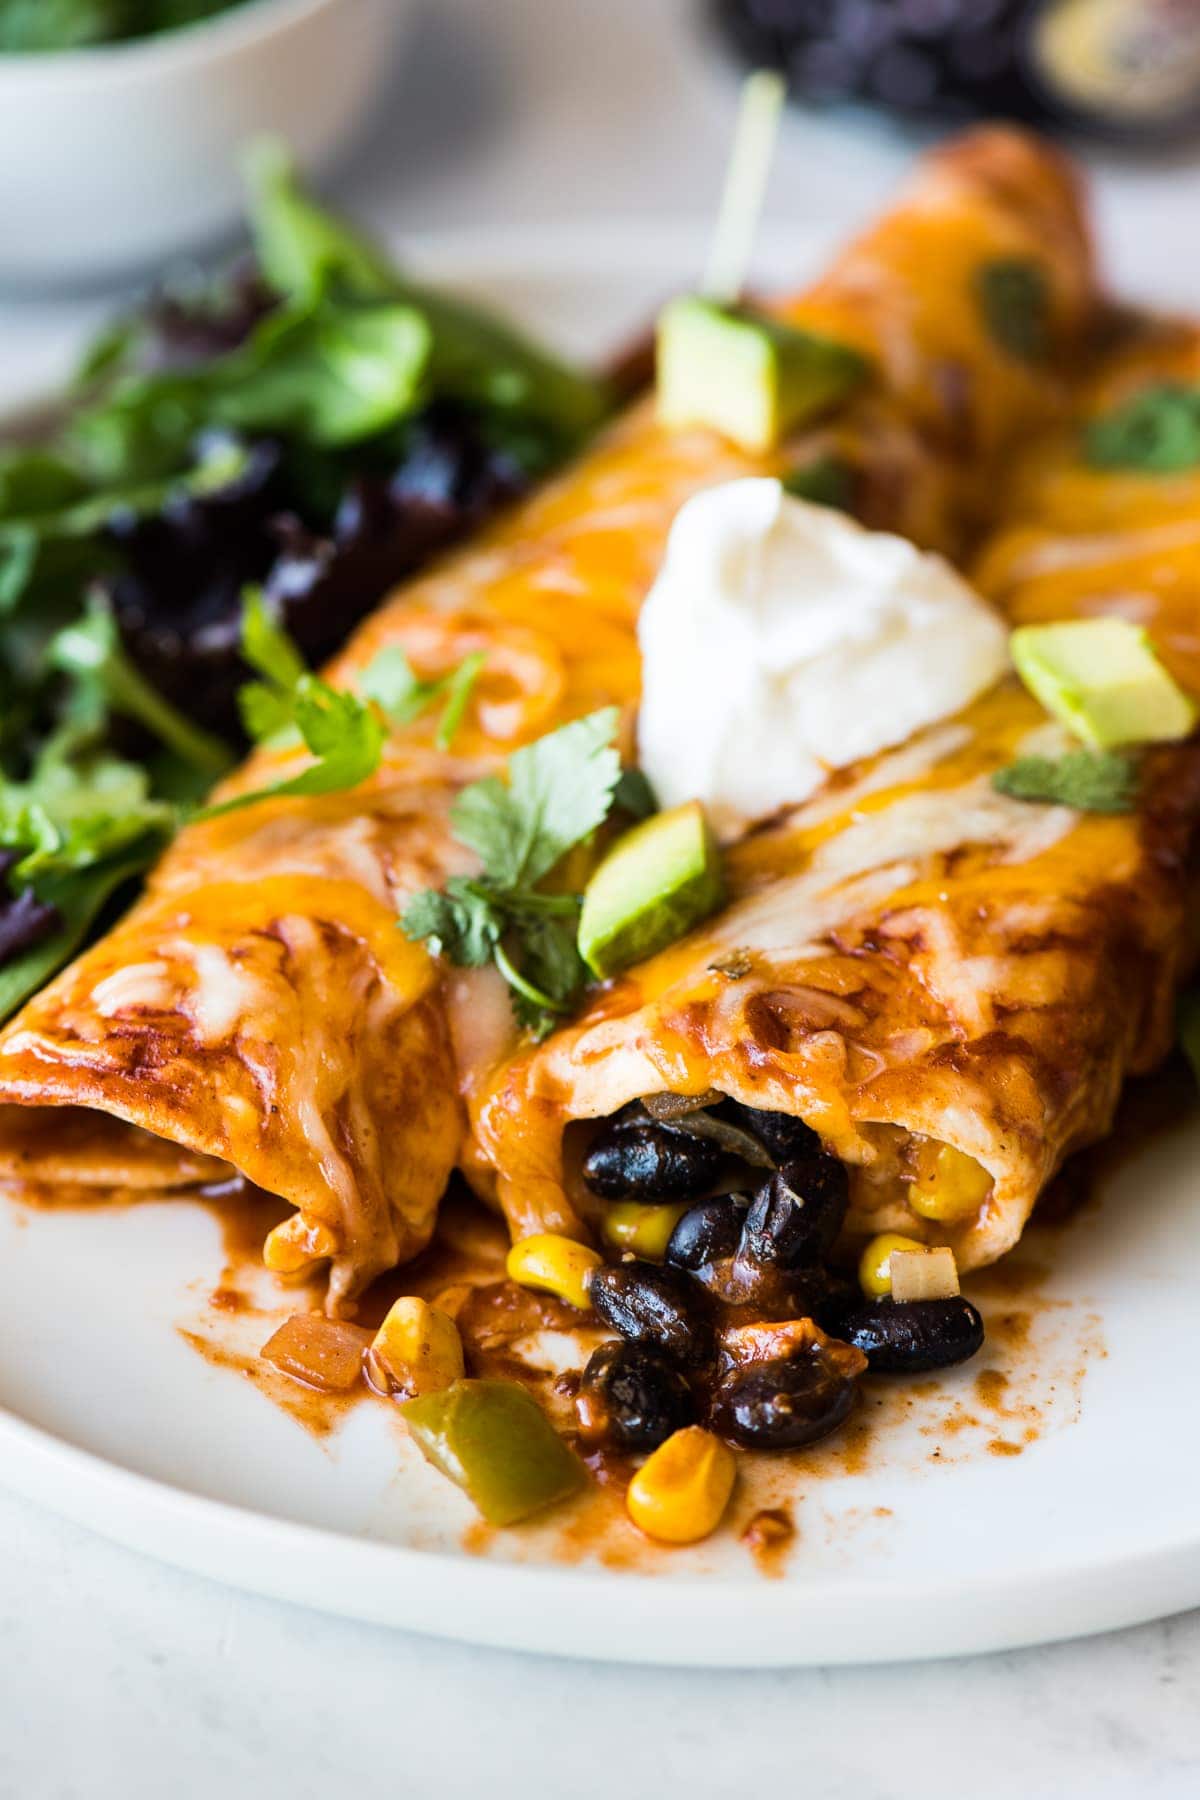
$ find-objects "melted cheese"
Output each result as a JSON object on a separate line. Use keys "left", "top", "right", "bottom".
{"left": 0, "top": 129, "right": 1109, "bottom": 1306}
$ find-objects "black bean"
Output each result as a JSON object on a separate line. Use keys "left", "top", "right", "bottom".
{"left": 834, "top": 1296, "right": 985, "bottom": 1373}
{"left": 711, "top": 1352, "right": 858, "bottom": 1451}
{"left": 724, "top": 1102, "right": 821, "bottom": 1164}
{"left": 588, "top": 1261, "right": 712, "bottom": 1365}
{"left": 664, "top": 1194, "right": 745, "bottom": 1274}
{"left": 576, "top": 1342, "right": 694, "bottom": 1450}
{"left": 739, "top": 1157, "right": 849, "bottom": 1270}
{"left": 811, "top": 1272, "right": 859, "bottom": 1335}
{"left": 582, "top": 1119, "right": 722, "bottom": 1201}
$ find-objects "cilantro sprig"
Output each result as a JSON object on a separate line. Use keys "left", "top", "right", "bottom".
{"left": 199, "top": 592, "right": 484, "bottom": 821}
{"left": 402, "top": 708, "right": 624, "bottom": 1037}
{"left": 992, "top": 749, "right": 1138, "bottom": 814}
{"left": 360, "top": 643, "right": 486, "bottom": 752}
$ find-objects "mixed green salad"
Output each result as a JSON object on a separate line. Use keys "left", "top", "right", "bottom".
{"left": 0, "top": 0, "right": 250, "bottom": 52}
{"left": 0, "top": 144, "right": 610, "bottom": 1023}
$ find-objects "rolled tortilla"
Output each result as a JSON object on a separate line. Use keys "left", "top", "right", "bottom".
{"left": 0, "top": 129, "right": 1099, "bottom": 1309}
{"left": 471, "top": 324, "right": 1200, "bottom": 1270}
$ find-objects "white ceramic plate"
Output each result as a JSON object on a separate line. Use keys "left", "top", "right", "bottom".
{"left": 1, "top": 230, "right": 1198, "bottom": 1668}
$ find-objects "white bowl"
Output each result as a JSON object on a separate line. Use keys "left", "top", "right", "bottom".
{"left": 0, "top": 0, "right": 412, "bottom": 288}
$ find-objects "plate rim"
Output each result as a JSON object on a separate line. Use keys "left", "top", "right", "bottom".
{"left": 4, "top": 1397, "right": 1200, "bottom": 1666}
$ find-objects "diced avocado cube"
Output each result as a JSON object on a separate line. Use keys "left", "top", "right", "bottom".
{"left": 401, "top": 1378, "right": 585, "bottom": 1527}
{"left": 1010, "top": 619, "right": 1198, "bottom": 750}
{"left": 656, "top": 296, "right": 868, "bottom": 454}
{"left": 578, "top": 799, "right": 724, "bottom": 979}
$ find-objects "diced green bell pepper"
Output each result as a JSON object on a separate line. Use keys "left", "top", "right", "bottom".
{"left": 401, "top": 1378, "right": 586, "bottom": 1526}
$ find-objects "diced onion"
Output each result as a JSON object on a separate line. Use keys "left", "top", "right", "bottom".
{"left": 260, "top": 1313, "right": 371, "bottom": 1392}
{"left": 636, "top": 1097, "right": 775, "bottom": 1168}
{"left": 641, "top": 1089, "right": 726, "bottom": 1121}
{"left": 889, "top": 1246, "right": 960, "bottom": 1304}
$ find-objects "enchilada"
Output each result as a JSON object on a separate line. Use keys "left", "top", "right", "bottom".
{"left": 0, "top": 129, "right": 1098, "bottom": 1318}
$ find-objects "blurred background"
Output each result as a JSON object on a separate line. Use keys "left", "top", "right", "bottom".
{"left": 3, "top": 0, "right": 1200, "bottom": 345}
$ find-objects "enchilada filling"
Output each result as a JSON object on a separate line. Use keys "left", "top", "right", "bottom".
{"left": 564, "top": 1094, "right": 985, "bottom": 1454}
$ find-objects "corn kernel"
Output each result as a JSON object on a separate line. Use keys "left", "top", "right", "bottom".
{"left": 626, "top": 1426, "right": 736, "bottom": 1545}
{"left": 889, "top": 1245, "right": 960, "bottom": 1304}
{"left": 907, "top": 1140, "right": 992, "bottom": 1224}
{"left": 368, "top": 1296, "right": 465, "bottom": 1398}
{"left": 858, "top": 1232, "right": 926, "bottom": 1299}
{"left": 506, "top": 1233, "right": 604, "bottom": 1311}
{"left": 601, "top": 1201, "right": 689, "bottom": 1259}
{"left": 263, "top": 1213, "right": 340, "bottom": 1277}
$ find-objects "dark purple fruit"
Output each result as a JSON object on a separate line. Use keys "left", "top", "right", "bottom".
{"left": 575, "top": 1341, "right": 694, "bottom": 1450}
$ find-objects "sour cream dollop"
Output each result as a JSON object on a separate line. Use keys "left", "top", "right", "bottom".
{"left": 637, "top": 477, "right": 1010, "bottom": 836}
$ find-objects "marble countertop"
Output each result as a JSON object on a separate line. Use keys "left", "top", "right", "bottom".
{"left": 3, "top": 1475, "right": 1199, "bottom": 1800}
{"left": 3, "top": 1, "right": 1200, "bottom": 1792}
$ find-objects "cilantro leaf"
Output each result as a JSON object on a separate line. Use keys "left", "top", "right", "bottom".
{"left": 213, "top": 593, "right": 489, "bottom": 821}
{"left": 200, "top": 593, "right": 385, "bottom": 818}
{"left": 241, "top": 584, "right": 307, "bottom": 691}
{"left": 358, "top": 644, "right": 424, "bottom": 718}
{"left": 359, "top": 643, "right": 485, "bottom": 749}
{"left": 499, "top": 908, "right": 590, "bottom": 1036}
{"left": 401, "top": 879, "right": 503, "bottom": 969}
{"left": 991, "top": 749, "right": 1138, "bottom": 814}
{"left": 975, "top": 258, "right": 1051, "bottom": 364}
{"left": 433, "top": 652, "right": 486, "bottom": 751}
{"left": 202, "top": 672, "right": 385, "bottom": 820}
{"left": 1084, "top": 383, "right": 1200, "bottom": 473}
{"left": 402, "top": 708, "right": 625, "bottom": 1035}
{"left": 238, "top": 679, "right": 297, "bottom": 746}
{"left": 235, "top": 587, "right": 308, "bottom": 744}
{"left": 450, "top": 706, "right": 621, "bottom": 889}
{"left": 284, "top": 679, "right": 385, "bottom": 797}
